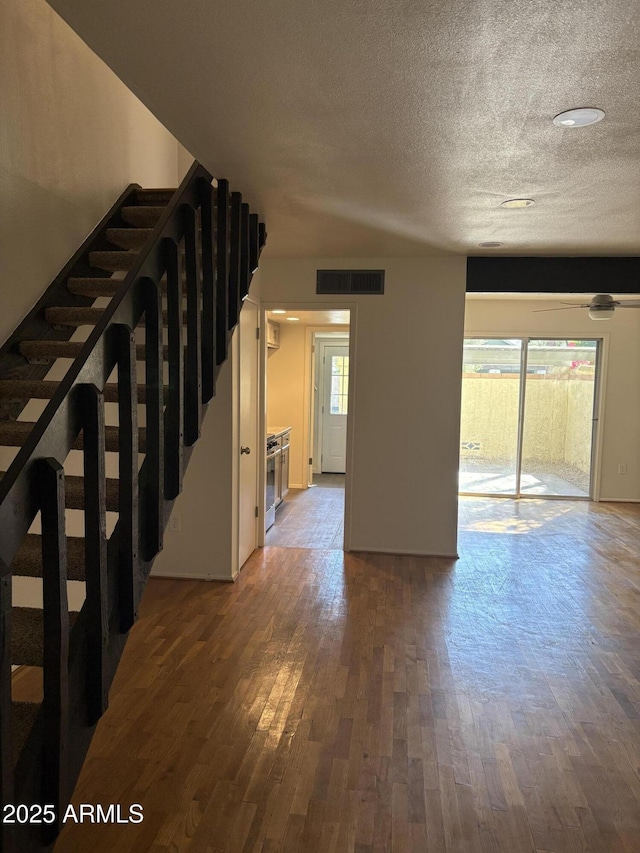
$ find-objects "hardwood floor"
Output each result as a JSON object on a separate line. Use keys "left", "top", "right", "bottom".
{"left": 265, "top": 474, "right": 345, "bottom": 549}
{"left": 53, "top": 498, "right": 640, "bottom": 852}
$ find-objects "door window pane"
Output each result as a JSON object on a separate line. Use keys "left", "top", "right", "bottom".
{"left": 330, "top": 354, "right": 349, "bottom": 414}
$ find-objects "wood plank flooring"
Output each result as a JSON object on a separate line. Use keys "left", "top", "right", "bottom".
{"left": 53, "top": 497, "right": 640, "bottom": 851}
{"left": 265, "top": 474, "right": 345, "bottom": 549}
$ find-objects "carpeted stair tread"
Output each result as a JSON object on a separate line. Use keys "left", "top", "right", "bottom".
{"left": 12, "top": 701, "right": 40, "bottom": 767}
{"left": 19, "top": 340, "right": 170, "bottom": 363}
{"left": 0, "top": 379, "right": 165, "bottom": 404}
{"left": 0, "top": 421, "right": 147, "bottom": 453}
{"left": 45, "top": 306, "right": 171, "bottom": 328}
{"left": 12, "top": 608, "right": 79, "bottom": 667}
{"left": 0, "top": 421, "right": 36, "bottom": 446}
{"left": 82, "top": 424, "right": 147, "bottom": 453}
{"left": 89, "top": 251, "right": 140, "bottom": 272}
{"left": 0, "top": 472, "right": 119, "bottom": 511}
{"left": 0, "top": 379, "right": 85, "bottom": 401}
{"left": 106, "top": 228, "right": 153, "bottom": 250}
{"left": 19, "top": 340, "right": 89, "bottom": 362}
{"left": 121, "top": 206, "right": 165, "bottom": 228}
{"left": 135, "top": 189, "right": 175, "bottom": 205}
{"left": 67, "top": 275, "right": 187, "bottom": 299}
{"left": 64, "top": 475, "right": 120, "bottom": 511}
{"left": 12, "top": 535, "right": 85, "bottom": 581}
{"left": 66, "top": 277, "right": 126, "bottom": 298}
{"left": 46, "top": 306, "right": 109, "bottom": 327}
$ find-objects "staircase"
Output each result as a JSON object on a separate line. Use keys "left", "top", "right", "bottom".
{"left": 0, "top": 162, "right": 265, "bottom": 851}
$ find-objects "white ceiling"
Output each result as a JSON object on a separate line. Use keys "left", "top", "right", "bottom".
{"left": 48, "top": 0, "right": 640, "bottom": 259}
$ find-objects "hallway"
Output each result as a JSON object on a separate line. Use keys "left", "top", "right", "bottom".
{"left": 265, "top": 474, "right": 345, "bottom": 549}
{"left": 53, "top": 498, "right": 640, "bottom": 852}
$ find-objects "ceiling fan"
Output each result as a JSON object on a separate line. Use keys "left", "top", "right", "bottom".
{"left": 534, "top": 293, "right": 640, "bottom": 320}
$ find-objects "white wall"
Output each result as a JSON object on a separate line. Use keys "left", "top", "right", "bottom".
{"left": 150, "top": 268, "right": 263, "bottom": 583}
{"left": 151, "top": 356, "right": 238, "bottom": 581}
{"left": 0, "top": 0, "right": 184, "bottom": 345}
{"left": 464, "top": 298, "right": 640, "bottom": 501}
{"left": 261, "top": 258, "right": 467, "bottom": 556}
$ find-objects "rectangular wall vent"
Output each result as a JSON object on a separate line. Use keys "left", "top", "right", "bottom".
{"left": 316, "top": 269, "right": 385, "bottom": 295}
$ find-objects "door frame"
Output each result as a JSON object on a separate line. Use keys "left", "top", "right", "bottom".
{"left": 460, "top": 331, "right": 608, "bottom": 500}
{"left": 260, "top": 303, "right": 356, "bottom": 550}
{"left": 236, "top": 295, "right": 260, "bottom": 571}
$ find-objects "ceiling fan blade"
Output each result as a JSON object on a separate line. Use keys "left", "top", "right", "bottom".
{"left": 532, "top": 305, "right": 586, "bottom": 313}
{"left": 617, "top": 300, "right": 640, "bottom": 308}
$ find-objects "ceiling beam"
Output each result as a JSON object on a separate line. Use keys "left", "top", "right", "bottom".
{"left": 467, "top": 257, "right": 640, "bottom": 294}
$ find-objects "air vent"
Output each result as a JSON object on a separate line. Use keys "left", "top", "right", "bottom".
{"left": 316, "top": 269, "right": 385, "bottom": 295}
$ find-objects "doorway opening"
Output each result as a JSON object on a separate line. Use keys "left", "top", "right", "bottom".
{"left": 265, "top": 310, "right": 351, "bottom": 549}
{"left": 459, "top": 337, "right": 602, "bottom": 498}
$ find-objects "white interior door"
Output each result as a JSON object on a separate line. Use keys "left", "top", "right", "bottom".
{"left": 238, "top": 299, "right": 259, "bottom": 567}
{"left": 321, "top": 344, "right": 349, "bottom": 473}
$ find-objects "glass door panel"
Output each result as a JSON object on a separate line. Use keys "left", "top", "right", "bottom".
{"left": 520, "top": 340, "right": 598, "bottom": 497}
{"left": 459, "top": 339, "right": 523, "bottom": 495}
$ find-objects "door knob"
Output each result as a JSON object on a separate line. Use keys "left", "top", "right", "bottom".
{"left": 240, "top": 446, "right": 251, "bottom": 455}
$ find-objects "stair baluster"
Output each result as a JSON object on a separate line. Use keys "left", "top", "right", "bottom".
{"left": 240, "top": 202, "right": 251, "bottom": 302}
{"left": 216, "top": 180, "right": 231, "bottom": 367}
{"left": 249, "top": 213, "right": 260, "bottom": 279}
{"left": 200, "top": 181, "right": 216, "bottom": 404}
{"left": 228, "top": 192, "right": 242, "bottom": 332}
{"left": 184, "top": 206, "right": 202, "bottom": 446}
{"left": 40, "top": 459, "right": 70, "bottom": 839}
{"left": 142, "top": 279, "right": 165, "bottom": 561}
{"left": 79, "top": 385, "right": 109, "bottom": 723}
{"left": 0, "top": 571, "right": 12, "bottom": 852}
{"left": 115, "top": 326, "right": 140, "bottom": 632}
{"left": 164, "top": 239, "right": 185, "bottom": 501}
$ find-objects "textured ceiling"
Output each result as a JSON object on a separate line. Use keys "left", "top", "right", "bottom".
{"left": 47, "top": 0, "right": 640, "bottom": 258}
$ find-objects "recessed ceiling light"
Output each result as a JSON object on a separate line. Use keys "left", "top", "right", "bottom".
{"left": 286, "top": 317, "right": 300, "bottom": 322}
{"left": 271, "top": 309, "right": 286, "bottom": 314}
{"left": 501, "top": 198, "right": 535, "bottom": 209}
{"left": 553, "top": 107, "right": 605, "bottom": 128}
{"left": 479, "top": 241, "right": 504, "bottom": 248}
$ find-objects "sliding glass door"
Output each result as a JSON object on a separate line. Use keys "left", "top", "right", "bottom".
{"left": 460, "top": 338, "right": 600, "bottom": 498}
{"left": 460, "top": 340, "right": 523, "bottom": 494}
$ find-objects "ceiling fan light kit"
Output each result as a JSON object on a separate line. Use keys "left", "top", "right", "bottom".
{"left": 588, "top": 306, "right": 615, "bottom": 320}
{"left": 534, "top": 293, "right": 640, "bottom": 319}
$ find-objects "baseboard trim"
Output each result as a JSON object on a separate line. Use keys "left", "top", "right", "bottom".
{"left": 348, "top": 547, "right": 459, "bottom": 559}
{"left": 150, "top": 569, "right": 235, "bottom": 582}
{"left": 599, "top": 497, "right": 640, "bottom": 503}
{"left": 289, "top": 482, "right": 306, "bottom": 490}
